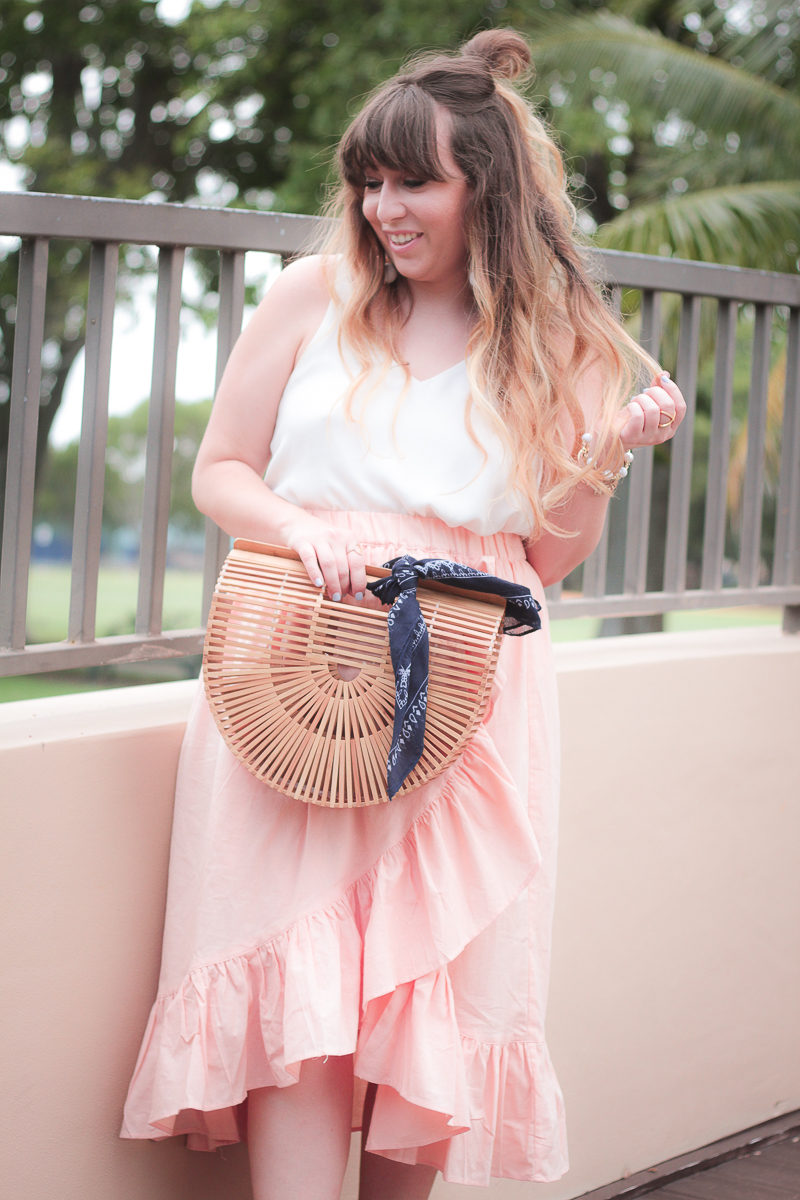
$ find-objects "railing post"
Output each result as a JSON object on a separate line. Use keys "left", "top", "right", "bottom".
{"left": 201, "top": 249, "right": 245, "bottom": 622}
{"left": 663, "top": 294, "right": 700, "bottom": 595}
{"left": 783, "top": 606, "right": 800, "bottom": 634}
{"left": 774, "top": 308, "right": 800, "bottom": 610}
{"left": 69, "top": 241, "right": 119, "bottom": 643}
{"left": 702, "top": 298, "right": 737, "bottom": 592}
{"left": 0, "top": 236, "right": 49, "bottom": 651}
{"left": 136, "top": 245, "right": 185, "bottom": 636}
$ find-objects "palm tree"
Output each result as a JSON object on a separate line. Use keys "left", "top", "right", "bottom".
{"left": 519, "top": 0, "right": 800, "bottom": 271}
{"left": 513, "top": 0, "right": 799, "bottom": 627}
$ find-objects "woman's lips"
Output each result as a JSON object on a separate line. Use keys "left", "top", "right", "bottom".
{"left": 386, "top": 232, "right": 422, "bottom": 250}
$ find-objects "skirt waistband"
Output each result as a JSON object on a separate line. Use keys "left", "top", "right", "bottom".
{"left": 307, "top": 509, "right": 528, "bottom": 575}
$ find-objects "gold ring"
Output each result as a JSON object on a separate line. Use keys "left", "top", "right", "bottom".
{"left": 658, "top": 410, "right": 675, "bottom": 428}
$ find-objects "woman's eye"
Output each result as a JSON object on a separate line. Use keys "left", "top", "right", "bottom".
{"left": 363, "top": 179, "right": 382, "bottom": 191}
{"left": 403, "top": 179, "right": 426, "bottom": 189}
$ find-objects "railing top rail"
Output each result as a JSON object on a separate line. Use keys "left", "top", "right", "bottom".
{"left": 0, "top": 190, "right": 326, "bottom": 256}
{"left": 597, "top": 247, "right": 800, "bottom": 305}
{"left": 1, "top": 192, "right": 799, "bottom": 305}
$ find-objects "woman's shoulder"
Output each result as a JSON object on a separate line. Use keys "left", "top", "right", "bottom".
{"left": 264, "top": 253, "right": 337, "bottom": 311}
{"left": 245, "top": 254, "right": 339, "bottom": 356}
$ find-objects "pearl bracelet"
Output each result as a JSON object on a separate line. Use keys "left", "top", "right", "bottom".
{"left": 577, "top": 433, "right": 634, "bottom": 492}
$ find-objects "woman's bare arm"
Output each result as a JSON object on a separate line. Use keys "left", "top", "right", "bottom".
{"left": 192, "top": 255, "right": 368, "bottom": 600}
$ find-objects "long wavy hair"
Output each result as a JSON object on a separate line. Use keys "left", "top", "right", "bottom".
{"left": 319, "top": 28, "right": 659, "bottom": 533}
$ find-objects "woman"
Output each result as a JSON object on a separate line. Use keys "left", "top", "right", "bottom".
{"left": 122, "top": 28, "right": 685, "bottom": 1199}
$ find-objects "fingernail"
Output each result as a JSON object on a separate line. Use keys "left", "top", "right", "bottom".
{"left": 332, "top": 592, "right": 341, "bottom": 603}
{"left": 315, "top": 577, "right": 324, "bottom": 587}
{"left": 660, "top": 371, "right": 670, "bottom": 381}
{"left": 355, "top": 592, "right": 363, "bottom": 601}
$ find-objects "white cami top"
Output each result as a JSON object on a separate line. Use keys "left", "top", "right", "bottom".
{"left": 264, "top": 300, "right": 533, "bottom": 537}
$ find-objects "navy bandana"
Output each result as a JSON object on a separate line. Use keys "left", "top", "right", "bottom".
{"left": 367, "top": 556, "right": 541, "bottom": 798}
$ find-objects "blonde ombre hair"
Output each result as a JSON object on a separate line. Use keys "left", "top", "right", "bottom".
{"left": 321, "top": 28, "right": 658, "bottom": 534}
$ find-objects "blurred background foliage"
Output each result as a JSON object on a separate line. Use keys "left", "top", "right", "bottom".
{"left": 0, "top": 0, "right": 797, "bottom": 610}
{"left": 1, "top": 0, "right": 797, "bottom": 257}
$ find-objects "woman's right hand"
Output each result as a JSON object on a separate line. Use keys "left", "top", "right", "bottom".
{"left": 283, "top": 517, "right": 369, "bottom": 603}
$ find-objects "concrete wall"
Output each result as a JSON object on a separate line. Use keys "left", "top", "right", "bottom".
{"left": 2, "top": 627, "right": 798, "bottom": 1200}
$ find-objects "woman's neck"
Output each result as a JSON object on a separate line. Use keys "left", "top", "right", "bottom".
{"left": 403, "top": 272, "right": 474, "bottom": 317}
{"left": 394, "top": 278, "right": 476, "bottom": 378}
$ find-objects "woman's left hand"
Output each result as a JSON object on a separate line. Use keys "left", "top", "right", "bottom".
{"left": 617, "top": 372, "right": 687, "bottom": 449}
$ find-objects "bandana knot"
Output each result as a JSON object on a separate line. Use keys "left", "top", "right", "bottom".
{"left": 367, "top": 555, "right": 541, "bottom": 797}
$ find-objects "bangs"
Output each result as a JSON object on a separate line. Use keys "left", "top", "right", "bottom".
{"left": 339, "top": 84, "right": 448, "bottom": 186}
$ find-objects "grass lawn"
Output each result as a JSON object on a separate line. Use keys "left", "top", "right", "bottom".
{"left": 1, "top": 560, "right": 782, "bottom": 704}
{"left": 26, "top": 562, "right": 204, "bottom": 643}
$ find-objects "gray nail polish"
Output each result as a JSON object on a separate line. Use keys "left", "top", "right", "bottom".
{"left": 355, "top": 592, "right": 363, "bottom": 601}
{"left": 332, "top": 592, "right": 341, "bottom": 603}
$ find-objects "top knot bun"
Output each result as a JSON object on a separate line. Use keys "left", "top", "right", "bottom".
{"left": 461, "top": 29, "right": 532, "bottom": 82}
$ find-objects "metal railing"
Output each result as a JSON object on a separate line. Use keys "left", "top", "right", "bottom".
{"left": 1, "top": 191, "right": 798, "bottom": 677}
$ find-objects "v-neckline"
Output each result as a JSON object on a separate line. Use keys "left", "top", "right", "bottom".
{"left": 394, "top": 358, "right": 467, "bottom": 385}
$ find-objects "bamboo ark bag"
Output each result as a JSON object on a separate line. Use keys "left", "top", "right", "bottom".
{"left": 203, "top": 540, "right": 540, "bottom": 808}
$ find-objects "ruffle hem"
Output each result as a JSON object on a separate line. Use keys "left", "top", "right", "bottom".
{"left": 121, "top": 726, "right": 568, "bottom": 1186}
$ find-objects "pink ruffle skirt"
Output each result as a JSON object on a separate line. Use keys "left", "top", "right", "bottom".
{"left": 121, "top": 511, "right": 568, "bottom": 1186}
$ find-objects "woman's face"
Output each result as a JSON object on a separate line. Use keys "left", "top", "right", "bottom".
{"left": 360, "top": 107, "right": 471, "bottom": 291}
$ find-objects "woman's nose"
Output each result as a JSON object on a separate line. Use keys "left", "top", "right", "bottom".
{"left": 376, "top": 183, "right": 406, "bottom": 222}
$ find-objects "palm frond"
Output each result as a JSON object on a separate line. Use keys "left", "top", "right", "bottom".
{"left": 594, "top": 179, "right": 800, "bottom": 271}
{"left": 621, "top": 138, "right": 793, "bottom": 203}
{"left": 671, "top": 0, "right": 800, "bottom": 81}
{"left": 528, "top": 12, "right": 800, "bottom": 150}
